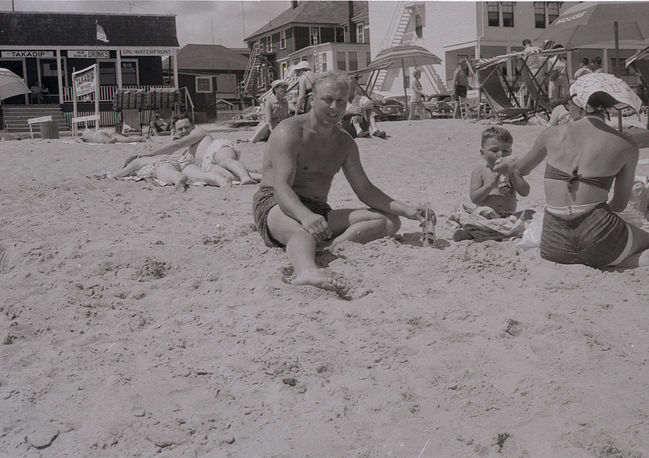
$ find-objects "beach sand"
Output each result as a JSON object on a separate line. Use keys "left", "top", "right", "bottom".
{"left": 1, "top": 119, "right": 649, "bottom": 457}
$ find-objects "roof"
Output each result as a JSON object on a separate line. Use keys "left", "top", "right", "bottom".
{"left": 246, "top": 1, "right": 368, "bottom": 41}
{"left": 175, "top": 44, "right": 249, "bottom": 71}
{"left": 0, "top": 11, "right": 179, "bottom": 47}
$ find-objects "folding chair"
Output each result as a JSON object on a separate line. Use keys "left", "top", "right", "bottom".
{"left": 112, "top": 89, "right": 144, "bottom": 135}
{"left": 519, "top": 65, "right": 552, "bottom": 114}
{"left": 477, "top": 67, "right": 530, "bottom": 121}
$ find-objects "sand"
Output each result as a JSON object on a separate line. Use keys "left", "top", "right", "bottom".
{"left": 1, "top": 119, "right": 649, "bottom": 457}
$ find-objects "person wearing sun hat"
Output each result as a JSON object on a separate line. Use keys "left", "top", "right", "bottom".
{"left": 292, "top": 60, "right": 316, "bottom": 115}
{"left": 495, "top": 72, "right": 649, "bottom": 268}
{"left": 250, "top": 79, "right": 290, "bottom": 143}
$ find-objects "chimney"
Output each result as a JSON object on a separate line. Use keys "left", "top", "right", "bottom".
{"left": 348, "top": 1, "right": 355, "bottom": 43}
{"left": 292, "top": 1, "right": 298, "bottom": 8}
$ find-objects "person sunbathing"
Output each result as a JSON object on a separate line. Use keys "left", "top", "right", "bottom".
{"left": 80, "top": 128, "right": 148, "bottom": 144}
{"left": 125, "top": 114, "right": 257, "bottom": 186}
{"left": 341, "top": 78, "right": 387, "bottom": 139}
{"left": 495, "top": 72, "right": 649, "bottom": 268}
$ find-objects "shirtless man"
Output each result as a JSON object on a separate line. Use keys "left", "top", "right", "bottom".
{"left": 253, "top": 72, "right": 426, "bottom": 290}
{"left": 125, "top": 114, "right": 257, "bottom": 187}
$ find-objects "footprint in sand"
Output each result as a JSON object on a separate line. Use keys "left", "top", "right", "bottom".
{"left": 0, "top": 245, "right": 10, "bottom": 273}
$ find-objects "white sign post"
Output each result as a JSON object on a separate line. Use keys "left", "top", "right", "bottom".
{"left": 71, "top": 64, "right": 100, "bottom": 136}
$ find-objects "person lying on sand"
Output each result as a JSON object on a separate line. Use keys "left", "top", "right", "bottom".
{"left": 118, "top": 114, "right": 259, "bottom": 189}
{"left": 80, "top": 128, "right": 148, "bottom": 144}
{"left": 453, "top": 126, "right": 530, "bottom": 241}
{"left": 494, "top": 72, "right": 649, "bottom": 268}
{"left": 252, "top": 72, "right": 428, "bottom": 291}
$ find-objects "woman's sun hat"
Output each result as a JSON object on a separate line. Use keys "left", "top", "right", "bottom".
{"left": 570, "top": 72, "right": 642, "bottom": 113}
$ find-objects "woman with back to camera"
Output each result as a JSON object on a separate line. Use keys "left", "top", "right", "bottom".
{"left": 495, "top": 72, "right": 649, "bottom": 268}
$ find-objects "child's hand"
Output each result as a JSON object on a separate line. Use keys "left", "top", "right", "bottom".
{"left": 493, "top": 156, "right": 518, "bottom": 175}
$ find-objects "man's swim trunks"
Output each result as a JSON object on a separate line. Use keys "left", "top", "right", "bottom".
{"left": 252, "top": 186, "right": 332, "bottom": 248}
{"left": 540, "top": 202, "right": 633, "bottom": 268}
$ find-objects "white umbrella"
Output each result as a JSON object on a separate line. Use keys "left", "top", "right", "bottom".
{"left": 0, "top": 68, "right": 30, "bottom": 101}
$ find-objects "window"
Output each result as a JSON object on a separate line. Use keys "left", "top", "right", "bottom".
{"left": 310, "top": 27, "right": 319, "bottom": 45}
{"left": 366, "top": 52, "right": 372, "bottom": 66}
{"left": 267, "top": 36, "right": 273, "bottom": 52}
{"left": 195, "top": 76, "right": 212, "bottom": 93}
{"left": 121, "top": 61, "right": 138, "bottom": 85}
{"left": 335, "top": 27, "right": 345, "bottom": 43}
{"left": 348, "top": 51, "right": 358, "bottom": 71}
{"left": 548, "top": 2, "right": 561, "bottom": 24}
{"left": 502, "top": 2, "right": 514, "bottom": 27}
{"left": 356, "top": 23, "right": 364, "bottom": 43}
{"left": 415, "top": 14, "right": 423, "bottom": 38}
{"left": 280, "top": 30, "right": 286, "bottom": 49}
{"left": 336, "top": 51, "right": 346, "bottom": 71}
{"left": 321, "top": 53, "right": 327, "bottom": 72}
{"left": 99, "top": 62, "right": 115, "bottom": 85}
{"left": 534, "top": 2, "right": 546, "bottom": 28}
{"left": 281, "top": 62, "right": 288, "bottom": 78}
{"left": 487, "top": 2, "right": 500, "bottom": 26}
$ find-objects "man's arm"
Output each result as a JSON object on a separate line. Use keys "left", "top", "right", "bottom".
{"left": 341, "top": 139, "right": 421, "bottom": 220}
{"left": 144, "top": 127, "right": 210, "bottom": 157}
{"left": 264, "top": 100, "right": 274, "bottom": 130}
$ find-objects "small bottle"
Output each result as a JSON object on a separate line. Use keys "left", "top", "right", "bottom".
{"left": 498, "top": 174, "right": 512, "bottom": 194}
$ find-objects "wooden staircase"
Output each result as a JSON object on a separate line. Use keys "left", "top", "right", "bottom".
{"left": 2, "top": 105, "right": 70, "bottom": 134}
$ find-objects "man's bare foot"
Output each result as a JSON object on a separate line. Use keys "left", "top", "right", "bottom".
{"left": 175, "top": 174, "right": 189, "bottom": 192}
{"left": 293, "top": 268, "right": 337, "bottom": 291}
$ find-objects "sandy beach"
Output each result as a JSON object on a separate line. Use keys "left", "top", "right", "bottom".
{"left": 2, "top": 119, "right": 649, "bottom": 457}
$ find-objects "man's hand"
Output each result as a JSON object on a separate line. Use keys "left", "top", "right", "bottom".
{"left": 301, "top": 212, "right": 332, "bottom": 242}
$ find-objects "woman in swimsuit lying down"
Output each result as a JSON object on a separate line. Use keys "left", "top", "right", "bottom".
{"left": 495, "top": 72, "right": 649, "bottom": 268}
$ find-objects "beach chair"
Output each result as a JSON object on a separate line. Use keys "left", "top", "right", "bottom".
{"left": 519, "top": 65, "right": 552, "bottom": 114}
{"left": 477, "top": 66, "right": 530, "bottom": 121}
{"left": 112, "top": 89, "right": 145, "bottom": 135}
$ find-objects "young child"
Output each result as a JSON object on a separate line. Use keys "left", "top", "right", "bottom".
{"left": 470, "top": 126, "right": 529, "bottom": 215}
{"left": 452, "top": 126, "right": 530, "bottom": 241}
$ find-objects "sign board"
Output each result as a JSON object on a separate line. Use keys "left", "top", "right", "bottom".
{"left": 120, "top": 48, "right": 174, "bottom": 57}
{"left": 73, "top": 64, "right": 97, "bottom": 97}
{"left": 68, "top": 50, "right": 110, "bottom": 59}
{"left": 1, "top": 50, "right": 54, "bottom": 58}
{"left": 71, "top": 64, "right": 100, "bottom": 135}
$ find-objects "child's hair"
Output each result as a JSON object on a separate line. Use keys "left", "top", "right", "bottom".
{"left": 481, "top": 126, "right": 513, "bottom": 148}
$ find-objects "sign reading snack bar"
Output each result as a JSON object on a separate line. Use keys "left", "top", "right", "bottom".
{"left": 2, "top": 51, "right": 54, "bottom": 58}
{"left": 68, "top": 50, "right": 110, "bottom": 59}
{"left": 73, "top": 64, "right": 97, "bottom": 97}
{"left": 120, "top": 48, "right": 174, "bottom": 57}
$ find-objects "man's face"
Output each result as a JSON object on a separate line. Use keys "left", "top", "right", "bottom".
{"left": 311, "top": 80, "right": 348, "bottom": 127}
{"left": 174, "top": 119, "right": 194, "bottom": 138}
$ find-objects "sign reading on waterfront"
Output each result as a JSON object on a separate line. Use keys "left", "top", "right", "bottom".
{"left": 73, "top": 64, "right": 97, "bottom": 97}
{"left": 1, "top": 51, "right": 54, "bottom": 58}
{"left": 68, "top": 50, "right": 110, "bottom": 59}
{"left": 120, "top": 48, "right": 174, "bottom": 57}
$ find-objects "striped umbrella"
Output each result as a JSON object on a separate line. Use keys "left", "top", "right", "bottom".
{"left": 0, "top": 68, "right": 30, "bottom": 101}
{"left": 368, "top": 44, "right": 442, "bottom": 104}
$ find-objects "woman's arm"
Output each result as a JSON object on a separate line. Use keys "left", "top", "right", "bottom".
{"left": 144, "top": 128, "right": 209, "bottom": 158}
{"left": 495, "top": 128, "right": 551, "bottom": 177}
{"left": 609, "top": 143, "right": 640, "bottom": 212}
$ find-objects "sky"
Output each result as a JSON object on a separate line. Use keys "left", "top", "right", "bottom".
{"left": 0, "top": 0, "right": 291, "bottom": 47}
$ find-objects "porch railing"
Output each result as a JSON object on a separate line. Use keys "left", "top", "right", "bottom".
{"left": 61, "top": 85, "right": 175, "bottom": 103}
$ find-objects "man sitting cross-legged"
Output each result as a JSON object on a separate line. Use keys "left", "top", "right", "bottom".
{"left": 253, "top": 72, "right": 427, "bottom": 290}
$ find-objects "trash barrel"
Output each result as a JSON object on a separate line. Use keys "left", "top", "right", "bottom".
{"left": 39, "top": 120, "right": 59, "bottom": 139}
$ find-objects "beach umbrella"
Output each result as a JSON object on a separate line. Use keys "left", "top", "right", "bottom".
{"left": 0, "top": 68, "right": 30, "bottom": 101}
{"left": 535, "top": 2, "right": 649, "bottom": 75}
{"left": 368, "top": 44, "right": 442, "bottom": 106}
